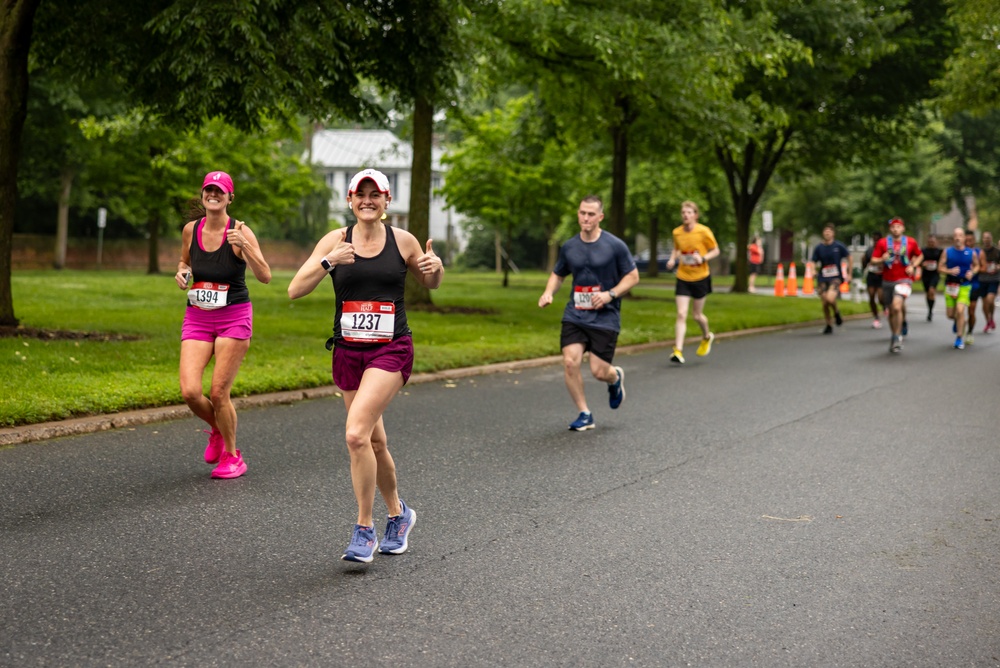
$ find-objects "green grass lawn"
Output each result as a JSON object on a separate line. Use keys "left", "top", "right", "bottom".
{"left": 1, "top": 269, "right": 868, "bottom": 427}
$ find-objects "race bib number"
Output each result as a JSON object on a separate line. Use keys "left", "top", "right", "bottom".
{"left": 944, "top": 283, "right": 960, "bottom": 297}
{"left": 894, "top": 283, "right": 912, "bottom": 298}
{"left": 868, "top": 264, "right": 883, "bottom": 274}
{"left": 821, "top": 264, "right": 840, "bottom": 278}
{"left": 923, "top": 261, "right": 937, "bottom": 271}
{"left": 988, "top": 262, "right": 998, "bottom": 274}
{"left": 187, "top": 281, "right": 229, "bottom": 310}
{"left": 679, "top": 253, "right": 701, "bottom": 266}
{"left": 341, "top": 301, "right": 395, "bottom": 343}
{"left": 573, "top": 285, "right": 601, "bottom": 310}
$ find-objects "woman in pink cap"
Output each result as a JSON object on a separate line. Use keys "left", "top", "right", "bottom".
{"left": 289, "top": 168, "right": 444, "bottom": 563}
{"left": 175, "top": 171, "right": 272, "bottom": 479}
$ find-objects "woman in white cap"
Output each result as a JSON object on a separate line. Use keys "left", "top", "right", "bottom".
{"left": 175, "top": 171, "right": 271, "bottom": 479}
{"left": 289, "top": 168, "right": 443, "bottom": 563}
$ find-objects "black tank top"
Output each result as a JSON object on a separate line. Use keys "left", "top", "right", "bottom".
{"left": 188, "top": 218, "right": 250, "bottom": 306}
{"left": 922, "top": 246, "right": 943, "bottom": 271}
{"left": 332, "top": 223, "right": 410, "bottom": 344}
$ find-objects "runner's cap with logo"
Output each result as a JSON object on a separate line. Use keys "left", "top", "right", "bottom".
{"left": 202, "top": 171, "right": 234, "bottom": 194}
{"left": 348, "top": 169, "right": 391, "bottom": 197}
{"left": 887, "top": 217, "right": 904, "bottom": 227}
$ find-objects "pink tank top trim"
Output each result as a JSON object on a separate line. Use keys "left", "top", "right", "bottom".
{"left": 195, "top": 217, "right": 231, "bottom": 252}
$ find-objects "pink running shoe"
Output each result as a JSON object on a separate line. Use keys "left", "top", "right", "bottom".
{"left": 211, "top": 449, "right": 247, "bottom": 479}
{"left": 204, "top": 428, "right": 224, "bottom": 464}
{"left": 872, "top": 319, "right": 882, "bottom": 329}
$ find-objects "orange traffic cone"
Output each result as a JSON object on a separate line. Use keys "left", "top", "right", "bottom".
{"left": 802, "top": 262, "right": 815, "bottom": 295}
{"left": 786, "top": 262, "right": 798, "bottom": 296}
{"left": 773, "top": 263, "right": 785, "bottom": 297}
{"left": 839, "top": 260, "right": 849, "bottom": 294}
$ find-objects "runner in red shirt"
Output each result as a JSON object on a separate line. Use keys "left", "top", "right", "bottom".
{"left": 869, "top": 217, "right": 923, "bottom": 353}
{"left": 748, "top": 236, "right": 764, "bottom": 293}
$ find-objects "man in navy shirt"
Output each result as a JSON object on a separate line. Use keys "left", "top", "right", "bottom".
{"left": 809, "top": 224, "right": 853, "bottom": 334}
{"left": 539, "top": 196, "right": 640, "bottom": 431}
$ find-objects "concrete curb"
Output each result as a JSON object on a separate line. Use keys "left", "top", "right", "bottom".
{"left": 0, "top": 317, "right": 848, "bottom": 447}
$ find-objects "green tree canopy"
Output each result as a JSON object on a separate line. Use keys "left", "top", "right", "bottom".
{"left": 3, "top": 0, "right": 461, "bottom": 324}
{"left": 937, "top": 0, "right": 1000, "bottom": 115}
{"left": 468, "top": 0, "right": 792, "bottom": 243}
{"left": 706, "top": 0, "right": 955, "bottom": 289}
{"left": 764, "top": 124, "right": 956, "bottom": 238}
{"left": 76, "top": 115, "right": 326, "bottom": 253}
{"left": 351, "top": 0, "right": 471, "bottom": 306}
{"left": 17, "top": 73, "right": 126, "bottom": 268}
{"left": 442, "top": 94, "right": 601, "bottom": 283}
{"left": 938, "top": 110, "right": 1000, "bottom": 221}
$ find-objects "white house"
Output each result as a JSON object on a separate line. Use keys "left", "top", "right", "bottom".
{"left": 310, "top": 129, "right": 466, "bottom": 260}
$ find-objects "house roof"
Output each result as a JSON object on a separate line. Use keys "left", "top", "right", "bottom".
{"left": 311, "top": 129, "right": 444, "bottom": 171}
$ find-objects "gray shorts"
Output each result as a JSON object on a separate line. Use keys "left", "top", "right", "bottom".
{"left": 882, "top": 279, "right": 913, "bottom": 306}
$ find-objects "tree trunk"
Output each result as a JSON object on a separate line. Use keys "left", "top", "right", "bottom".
{"left": 717, "top": 130, "right": 793, "bottom": 293}
{"left": 147, "top": 211, "right": 161, "bottom": 274}
{"left": 646, "top": 214, "right": 659, "bottom": 278}
{"left": 494, "top": 227, "right": 502, "bottom": 274}
{"left": 54, "top": 166, "right": 73, "bottom": 269}
{"left": 0, "top": 0, "right": 42, "bottom": 325}
{"left": 609, "top": 98, "right": 629, "bottom": 240}
{"left": 144, "top": 146, "right": 165, "bottom": 275}
{"left": 404, "top": 93, "right": 433, "bottom": 306}
{"left": 502, "top": 220, "right": 511, "bottom": 288}
{"left": 731, "top": 191, "right": 752, "bottom": 293}
{"left": 546, "top": 228, "right": 558, "bottom": 273}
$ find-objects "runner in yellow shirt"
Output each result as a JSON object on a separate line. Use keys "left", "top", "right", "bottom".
{"left": 665, "top": 200, "right": 719, "bottom": 364}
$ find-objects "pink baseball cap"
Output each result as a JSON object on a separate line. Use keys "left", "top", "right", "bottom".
{"left": 202, "top": 171, "right": 234, "bottom": 194}
{"left": 347, "top": 169, "right": 391, "bottom": 197}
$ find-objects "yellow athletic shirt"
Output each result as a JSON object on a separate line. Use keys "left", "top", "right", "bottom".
{"left": 672, "top": 223, "right": 718, "bottom": 282}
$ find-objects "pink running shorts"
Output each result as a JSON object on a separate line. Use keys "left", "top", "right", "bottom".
{"left": 181, "top": 302, "right": 253, "bottom": 342}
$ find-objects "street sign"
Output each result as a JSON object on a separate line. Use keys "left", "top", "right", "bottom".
{"left": 97, "top": 207, "right": 107, "bottom": 266}
{"left": 762, "top": 210, "right": 773, "bottom": 232}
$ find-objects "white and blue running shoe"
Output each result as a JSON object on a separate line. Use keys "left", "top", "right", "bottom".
{"left": 380, "top": 500, "right": 416, "bottom": 555}
{"left": 608, "top": 366, "right": 625, "bottom": 410}
{"left": 342, "top": 524, "right": 378, "bottom": 563}
{"left": 569, "top": 411, "right": 595, "bottom": 431}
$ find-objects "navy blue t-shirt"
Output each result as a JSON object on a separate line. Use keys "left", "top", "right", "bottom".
{"left": 811, "top": 241, "right": 851, "bottom": 281}
{"left": 553, "top": 231, "right": 636, "bottom": 332}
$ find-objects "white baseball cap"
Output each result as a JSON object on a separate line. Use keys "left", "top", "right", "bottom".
{"left": 347, "top": 169, "right": 391, "bottom": 197}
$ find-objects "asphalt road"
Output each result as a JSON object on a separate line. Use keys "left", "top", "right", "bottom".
{"left": 2, "top": 303, "right": 999, "bottom": 667}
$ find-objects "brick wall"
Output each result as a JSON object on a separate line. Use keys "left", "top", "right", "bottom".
{"left": 13, "top": 234, "right": 313, "bottom": 271}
